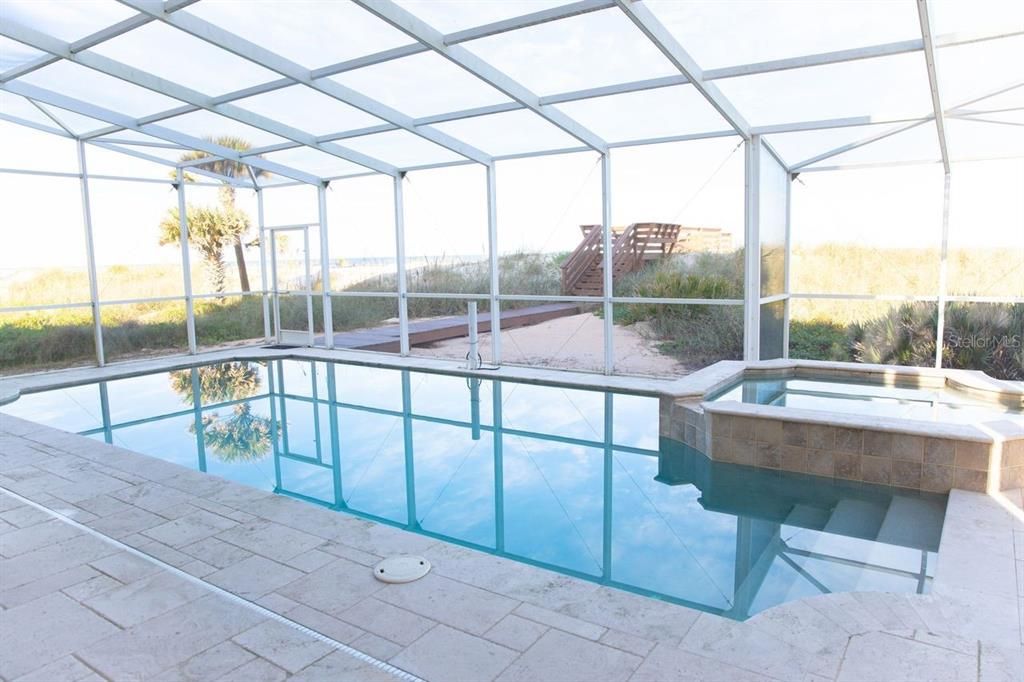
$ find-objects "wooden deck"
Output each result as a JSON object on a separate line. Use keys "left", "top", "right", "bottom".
{"left": 305, "top": 302, "right": 580, "bottom": 352}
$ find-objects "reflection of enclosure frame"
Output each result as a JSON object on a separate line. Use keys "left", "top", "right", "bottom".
{"left": 268, "top": 224, "right": 315, "bottom": 347}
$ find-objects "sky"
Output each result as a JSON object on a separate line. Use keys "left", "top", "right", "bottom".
{"left": 0, "top": 0, "right": 1022, "bottom": 273}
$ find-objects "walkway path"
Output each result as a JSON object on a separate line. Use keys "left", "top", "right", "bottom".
{"left": 315, "top": 303, "right": 579, "bottom": 353}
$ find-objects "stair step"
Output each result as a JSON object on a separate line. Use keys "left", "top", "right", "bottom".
{"left": 823, "top": 498, "right": 888, "bottom": 539}
{"left": 875, "top": 495, "right": 945, "bottom": 548}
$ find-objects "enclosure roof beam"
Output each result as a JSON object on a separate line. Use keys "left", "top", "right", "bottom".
{"left": 0, "top": 111, "right": 71, "bottom": 138}
{"left": 87, "top": 140, "right": 252, "bottom": 187}
{"left": 614, "top": 0, "right": 750, "bottom": 139}
{"left": 791, "top": 81, "right": 1024, "bottom": 170}
{"left": 54, "top": 16, "right": 1017, "bottom": 151}
{"left": 1, "top": 80, "right": 321, "bottom": 185}
{"left": 443, "top": 0, "right": 615, "bottom": 44}
{"left": 352, "top": 0, "right": 610, "bottom": 153}
{"left": 26, "top": 97, "right": 75, "bottom": 136}
{"left": 118, "top": 0, "right": 493, "bottom": 165}
{"left": 916, "top": 0, "right": 950, "bottom": 173}
{"left": 1, "top": 20, "right": 401, "bottom": 177}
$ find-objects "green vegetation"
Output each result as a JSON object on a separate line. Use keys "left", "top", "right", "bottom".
{"left": 613, "top": 251, "right": 745, "bottom": 368}
{"left": 2, "top": 241, "right": 1020, "bottom": 380}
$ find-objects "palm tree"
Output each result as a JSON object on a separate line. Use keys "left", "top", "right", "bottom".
{"left": 159, "top": 202, "right": 251, "bottom": 296}
{"left": 162, "top": 136, "right": 266, "bottom": 293}
{"left": 169, "top": 362, "right": 275, "bottom": 463}
{"left": 169, "top": 361, "right": 261, "bottom": 405}
{"left": 198, "top": 402, "right": 274, "bottom": 463}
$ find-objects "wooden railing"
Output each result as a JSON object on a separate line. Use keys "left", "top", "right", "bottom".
{"left": 560, "top": 224, "right": 605, "bottom": 295}
{"left": 561, "top": 223, "right": 682, "bottom": 295}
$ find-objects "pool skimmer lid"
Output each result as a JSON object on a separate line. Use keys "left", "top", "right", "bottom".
{"left": 373, "top": 556, "right": 431, "bottom": 584}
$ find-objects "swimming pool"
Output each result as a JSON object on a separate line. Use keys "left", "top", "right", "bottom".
{"left": 1, "top": 359, "right": 945, "bottom": 619}
{"left": 711, "top": 374, "right": 1024, "bottom": 425}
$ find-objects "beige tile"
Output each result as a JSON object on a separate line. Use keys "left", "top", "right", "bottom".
{"left": 756, "top": 442, "right": 781, "bottom": 469}
{"left": 954, "top": 468, "right": 988, "bottom": 492}
{"left": 863, "top": 431, "right": 894, "bottom": 458}
{"left": 484, "top": 614, "right": 548, "bottom": 652}
{"left": 514, "top": 602, "right": 606, "bottom": 641}
{"left": 782, "top": 422, "right": 807, "bottom": 447}
{"left": 713, "top": 415, "right": 734, "bottom": 439}
{"left": 805, "top": 450, "right": 835, "bottom": 478}
{"left": 891, "top": 460, "right": 922, "bottom": 489}
{"left": 755, "top": 419, "right": 783, "bottom": 444}
{"left": 336, "top": 597, "right": 435, "bottom": 646}
{"left": 732, "top": 416, "right": 757, "bottom": 441}
{"left": 834, "top": 452, "right": 861, "bottom": 480}
{"left": 375, "top": 573, "right": 516, "bottom": 636}
{"left": 921, "top": 464, "right": 954, "bottom": 492}
{"left": 835, "top": 427, "right": 863, "bottom": 455}
{"left": 780, "top": 446, "right": 807, "bottom": 473}
{"left": 806, "top": 424, "right": 835, "bottom": 451}
{"left": 495, "top": 629, "right": 641, "bottom": 682}
{"left": 861, "top": 455, "right": 892, "bottom": 485}
{"left": 892, "top": 434, "right": 925, "bottom": 462}
{"left": 232, "top": 620, "right": 333, "bottom": 674}
{"left": 392, "top": 625, "right": 518, "bottom": 682}
{"left": 924, "top": 438, "right": 955, "bottom": 466}
{"left": 955, "top": 441, "right": 991, "bottom": 471}
{"left": 836, "top": 631, "right": 975, "bottom": 682}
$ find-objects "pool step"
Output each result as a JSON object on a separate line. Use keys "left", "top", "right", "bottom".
{"left": 783, "top": 503, "right": 832, "bottom": 531}
{"left": 875, "top": 495, "right": 945, "bottom": 549}
{"left": 823, "top": 498, "right": 889, "bottom": 540}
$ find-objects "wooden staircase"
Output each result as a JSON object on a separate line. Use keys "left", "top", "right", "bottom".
{"left": 560, "top": 222, "right": 681, "bottom": 296}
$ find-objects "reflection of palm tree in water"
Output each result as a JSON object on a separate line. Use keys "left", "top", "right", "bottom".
{"left": 169, "top": 362, "right": 275, "bottom": 463}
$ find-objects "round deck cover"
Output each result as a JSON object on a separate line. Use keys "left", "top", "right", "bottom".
{"left": 373, "top": 555, "right": 431, "bottom": 583}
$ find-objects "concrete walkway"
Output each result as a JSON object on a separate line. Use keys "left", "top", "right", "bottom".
{"left": 1, "top": 412, "right": 1022, "bottom": 681}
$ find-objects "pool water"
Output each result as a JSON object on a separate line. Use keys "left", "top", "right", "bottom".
{"left": 712, "top": 375, "right": 1024, "bottom": 425}
{"left": 2, "top": 359, "right": 945, "bottom": 619}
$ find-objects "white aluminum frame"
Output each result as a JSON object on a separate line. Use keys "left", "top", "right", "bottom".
{"left": 1, "top": 0, "right": 1019, "bottom": 376}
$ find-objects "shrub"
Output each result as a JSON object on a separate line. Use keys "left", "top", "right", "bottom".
{"left": 789, "top": 320, "right": 851, "bottom": 361}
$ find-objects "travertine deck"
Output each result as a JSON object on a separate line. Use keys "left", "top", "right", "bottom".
{"left": 1, "top": 409, "right": 1022, "bottom": 681}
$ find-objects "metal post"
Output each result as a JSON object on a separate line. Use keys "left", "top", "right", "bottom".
{"left": 190, "top": 367, "right": 207, "bottom": 473}
{"left": 470, "top": 378, "right": 481, "bottom": 441}
{"left": 326, "top": 364, "right": 344, "bottom": 508}
{"left": 782, "top": 172, "right": 793, "bottom": 359}
{"left": 302, "top": 226, "right": 314, "bottom": 347}
{"left": 743, "top": 137, "right": 761, "bottom": 361}
{"left": 493, "top": 380, "right": 504, "bottom": 553}
{"left": 394, "top": 174, "right": 410, "bottom": 356}
{"left": 175, "top": 167, "right": 197, "bottom": 354}
{"left": 76, "top": 140, "right": 105, "bottom": 366}
{"left": 317, "top": 182, "right": 334, "bottom": 349}
{"left": 600, "top": 154, "right": 614, "bottom": 374}
{"left": 98, "top": 382, "right": 112, "bottom": 444}
{"left": 256, "top": 189, "right": 271, "bottom": 343}
{"left": 401, "top": 370, "right": 416, "bottom": 527}
{"left": 486, "top": 163, "right": 501, "bottom": 364}
{"left": 269, "top": 229, "right": 282, "bottom": 344}
{"left": 268, "top": 360, "right": 283, "bottom": 492}
{"left": 602, "top": 392, "right": 613, "bottom": 579}
{"left": 935, "top": 171, "right": 951, "bottom": 368}
{"left": 467, "top": 301, "right": 480, "bottom": 369}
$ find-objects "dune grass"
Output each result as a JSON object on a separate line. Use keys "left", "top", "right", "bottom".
{"left": 2, "top": 245, "right": 1019, "bottom": 378}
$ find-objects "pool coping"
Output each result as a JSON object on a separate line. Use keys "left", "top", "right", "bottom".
{"left": 1, "top": 410, "right": 1021, "bottom": 681}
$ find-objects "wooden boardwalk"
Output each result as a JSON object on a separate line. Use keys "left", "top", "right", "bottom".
{"left": 310, "top": 302, "right": 580, "bottom": 352}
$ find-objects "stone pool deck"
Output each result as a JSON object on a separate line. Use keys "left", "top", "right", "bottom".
{"left": 1, "top": 408, "right": 1022, "bottom": 682}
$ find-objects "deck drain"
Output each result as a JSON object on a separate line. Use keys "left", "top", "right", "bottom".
{"left": 374, "top": 556, "right": 431, "bottom": 584}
